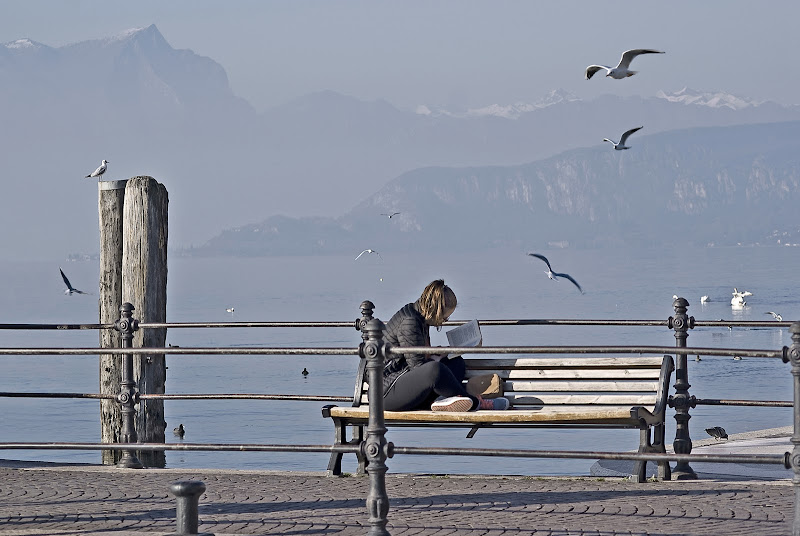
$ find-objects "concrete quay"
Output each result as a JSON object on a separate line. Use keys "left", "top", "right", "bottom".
{"left": 0, "top": 428, "right": 795, "bottom": 535}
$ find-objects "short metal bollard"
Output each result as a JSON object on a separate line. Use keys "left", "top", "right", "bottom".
{"left": 168, "top": 481, "right": 214, "bottom": 536}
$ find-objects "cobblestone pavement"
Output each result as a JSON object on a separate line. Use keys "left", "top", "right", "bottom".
{"left": 0, "top": 461, "right": 792, "bottom": 535}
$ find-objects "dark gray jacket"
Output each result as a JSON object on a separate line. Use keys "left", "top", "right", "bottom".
{"left": 382, "top": 302, "right": 431, "bottom": 392}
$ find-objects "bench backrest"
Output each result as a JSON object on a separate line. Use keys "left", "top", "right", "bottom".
{"left": 354, "top": 355, "right": 672, "bottom": 413}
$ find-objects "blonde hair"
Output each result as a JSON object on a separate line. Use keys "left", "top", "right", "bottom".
{"left": 417, "top": 279, "right": 457, "bottom": 327}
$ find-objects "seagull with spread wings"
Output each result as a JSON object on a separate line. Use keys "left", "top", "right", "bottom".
{"left": 603, "top": 126, "right": 643, "bottom": 150}
{"left": 765, "top": 311, "right": 783, "bottom": 321}
{"left": 60, "top": 268, "right": 88, "bottom": 295}
{"left": 355, "top": 249, "right": 382, "bottom": 261}
{"left": 585, "top": 49, "right": 664, "bottom": 80}
{"left": 527, "top": 253, "right": 583, "bottom": 294}
{"left": 381, "top": 212, "right": 401, "bottom": 219}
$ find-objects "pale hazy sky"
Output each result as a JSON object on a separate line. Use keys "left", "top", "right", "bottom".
{"left": 2, "top": 0, "right": 799, "bottom": 112}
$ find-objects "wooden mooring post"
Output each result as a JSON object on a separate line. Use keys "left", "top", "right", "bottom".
{"left": 98, "top": 176, "right": 168, "bottom": 467}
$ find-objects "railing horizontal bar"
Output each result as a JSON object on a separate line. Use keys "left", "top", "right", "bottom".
{"left": 392, "top": 446, "right": 790, "bottom": 467}
{"left": 449, "top": 319, "right": 670, "bottom": 327}
{"left": 139, "top": 321, "right": 357, "bottom": 329}
{"left": 0, "top": 392, "right": 113, "bottom": 399}
{"left": 0, "top": 443, "right": 787, "bottom": 467}
{"left": 0, "top": 323, "right": 112, "bottom": 330}
{"left": 0, "top": 347, "right": 360, "bottom": 356}
{"left": 393, "top": 345, "right": 785, "bottom": 358}
{"left": 0, "top": 319, "right": 790, "bottom": 332}
{"left": 139, "top": 393, "right": 352, "bottom": 402}
{"left": 694, "top": 321, "right": 794, "bottom": 328}
{"left": 694, "top": 398, "right": 793, "bottom": 407}
{"left": 0, "top": 345, "right": 783, "bottom": 357}
{"left": 0, "top": 442, "right": 359, "bottom": 454}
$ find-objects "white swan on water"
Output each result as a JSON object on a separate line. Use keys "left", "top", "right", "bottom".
{"left": 731, "top": 288, "right": 752, "bottom": 307}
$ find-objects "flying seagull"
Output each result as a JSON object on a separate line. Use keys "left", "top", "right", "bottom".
{"left": 355, "top": 249, "right": 382, "bottom": 261}
{"left": 381, "top": 212, "right": 401, "bottom": 219}
{"left": 527, "top": 253, "right": 584, "bottom": 294}
{"left": 85, "top": 159, "right": 109, "bottom": 179}
{"left": 603, "top": 126, "right": 643, "bottom": 150}
{"left": 765, "top": 311, "right": 783, "bottom": 321}
{"left": 585, "top": 49, "right": 664, "bottom": 80}
{"left": 60, "top": 268, "right": 87, "bottom": 295}
{"left": 705, "top": 426, "right": 728, "bottom": 440}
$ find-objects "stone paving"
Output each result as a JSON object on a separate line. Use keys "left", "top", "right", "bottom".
{"left": 0, "top": 460, "right": 793, "bottom": 535}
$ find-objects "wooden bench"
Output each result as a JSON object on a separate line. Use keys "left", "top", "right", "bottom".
{"left": 322, "top": 355, "right": 674, "bottom": 482}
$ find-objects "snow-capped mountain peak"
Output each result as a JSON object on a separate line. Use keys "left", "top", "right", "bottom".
{"left": 416, "top": 88, "right": 581, "bottom": 120}
{"left": 655, "top": 87, "right": 763, "bottom": 110}
{"left": 4, "top": 38, "right": 47, "bottom": 50}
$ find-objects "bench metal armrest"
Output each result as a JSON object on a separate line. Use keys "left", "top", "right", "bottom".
{"left": 633, "top": 355, "right": 674, "bottom": 425}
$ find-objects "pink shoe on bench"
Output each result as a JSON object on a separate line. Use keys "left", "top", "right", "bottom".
{"left": 478, "top": 396, "right": 510, "bottom": 410}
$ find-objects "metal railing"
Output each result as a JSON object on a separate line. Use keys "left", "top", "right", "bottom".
{"left": 0, "top": 299, "right": 798, "bottom": 536}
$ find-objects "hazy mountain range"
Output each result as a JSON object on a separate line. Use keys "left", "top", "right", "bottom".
{"left": 195, "top": 120, "right": 800, "bottom": 256}
{"left": 2, "top": 25, "right": 799, "bottom": 258}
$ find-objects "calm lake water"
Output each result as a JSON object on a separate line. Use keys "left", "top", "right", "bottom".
{"left": 0, "top": 245, "right": 796, "bottom": 475}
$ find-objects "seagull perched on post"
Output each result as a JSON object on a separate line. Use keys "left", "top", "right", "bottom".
{"left": 85, "top": 159, "right": 109, "bottom": 179}
{"left": 765, "top": 311, "right": 783, "bottom": 321}
{"left": 527, "top": 253, "right": 584, "bottom": 294}
{"left": 355, "top": 249, "right": 382, "bottom": 261}
{"left": 585, "top": 49, "right": 664, "bottom": 80}
{"left": 603, "top": 126, "right": 643, "bottom": 150}
{"left": 60, "top": 268, "right": 87, "bottom": 295}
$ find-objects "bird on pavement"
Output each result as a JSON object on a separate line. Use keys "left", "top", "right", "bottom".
{"left": 60, "top": 268, "right": 88, "bottom": 295}
{"left": 705, "top": 426, "right": 728, "bottom": 440}
{"left": 527, "top": 253, "right": 584, "bottom": 294}
{"left": 85, "top": 159, "right": 109, "bottom": 179}
{"left": 603, "top": 126, "right": 643, "bottom": 150}
{"left": 585, "top": 49, "right": 664, "bottom": 80}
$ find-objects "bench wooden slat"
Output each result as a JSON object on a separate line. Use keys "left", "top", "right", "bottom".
{"left": 327, "top": 405, "right": 639, "bottom": 425}
{"left": 466, "top": 368, "right": 662, "bottom": 380}
{"left": 509, "top": 393, "right": 657, "bottom": 406}
{"left": 463, "top": 356, "right": 665, "bottom": 369}
{"left": 504, "top": 380, "right": 659, "bottom": 392}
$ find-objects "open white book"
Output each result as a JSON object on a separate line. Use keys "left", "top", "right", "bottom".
{"left": 445, "top": 319, "right": 482, "bottom": 358}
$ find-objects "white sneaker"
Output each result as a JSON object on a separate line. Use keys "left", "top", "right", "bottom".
{"left": 431, "top": 396, "right": 473, "bottom": 412}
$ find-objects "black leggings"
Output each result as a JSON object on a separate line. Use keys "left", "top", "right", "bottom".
{"left": 383, "top": 356, "right": 477, "bottom": 411}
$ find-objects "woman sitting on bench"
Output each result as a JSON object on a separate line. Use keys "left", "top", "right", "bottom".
{"left": 382, "top": 279, "right": 509, "bottom": 412}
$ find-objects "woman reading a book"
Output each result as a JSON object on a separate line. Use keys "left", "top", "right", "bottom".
{"left": 381, "top": 279, "right": 509, "bottom": 412}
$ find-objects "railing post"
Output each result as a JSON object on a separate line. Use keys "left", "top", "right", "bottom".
{"left": 668, "top": 296, "right": 697, "bottom": 479}
{"left": 115, "top": 302, "right": 142, "bottom": 469}
{"left": 360, "top": 301, "right": 393, "bottom": 536}
{"left": 786, "top": 322, "right": 800, "bottom": 535}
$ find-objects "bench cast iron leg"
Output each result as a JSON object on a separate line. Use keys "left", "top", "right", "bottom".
{"left": 354, "top": 424, "right": 367, "bottom": 474}
{"left": 326, "top": 416, "right": 347, "bottom": 476}
{"left": 653, "top": 422, "right": 671, "bottom": 481}
{"left": 633, "top": 424, "right": 670, "bottom": 483}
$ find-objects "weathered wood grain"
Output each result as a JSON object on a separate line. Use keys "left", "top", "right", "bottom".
{"left": 98, "top": 179, "right": 126, "bottom": 464}
{"left": 121, "top": 176, "right": 168, "bottom": 467}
